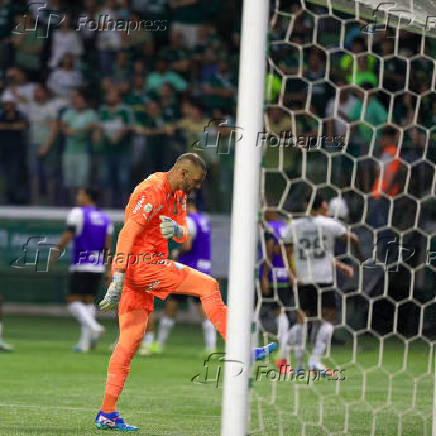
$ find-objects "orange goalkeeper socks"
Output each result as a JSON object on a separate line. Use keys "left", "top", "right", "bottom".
{"left": 200, "top": 289, "right": 227, "bottom": 340}
{"left": 101, "top": 394, "right": 117, "bottom": 413}
{"left": 100, "top": 310, "right": 149, "bottom": 413}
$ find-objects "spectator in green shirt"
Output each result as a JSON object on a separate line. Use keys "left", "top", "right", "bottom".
{"left": 126, "top": 10, "right": 155, "bottom": 60}
{"left": 11, "top": 14, "right": 44, "bottom": 81}
{"left": 339, "top": 83, "right": 388, "bottom": 191}
{"left": 110, "top": 51, "right": 131, "bottom": 95}
{"left": 134, "top": 99, "right": 173, "bottom": 176}
{"left": 353, "top": 55, "right": 378, "bottom": 87}
{"left": 340, "top": 36, "right": 378, "bottom": 87}
{"left": 160, "top": 30, "right": 191, "bottom": 78}
{"left": 341, "top": 83, "right": 388, "bottom": 149}
{"left": 170, "top": 99, "right": 219, "bottom": 210}
{"left": 93, "top": 87, "right": 134, "bottom": 207}
{"left": 124, "top": 72, "right": 149, "bottom": 123}
{"left": 0, "top": 92, "right": 28, "bottom": 205}
{"left": 26, "top": 83, "right": 60, "bottom": 205}
{"left": 146, "top": 58, "right": 188, "bottom": 93}
{"left": 201, "top": 60, "right": 235, "bottom": 114}
{"left": 159, "top": 82, "right": 181, "bottom": 122}
{"left": 60, "top": 88, "right": 98, "bottom": 197}
{"left": 170, "top": 0, "right": 206, "bottom": 49}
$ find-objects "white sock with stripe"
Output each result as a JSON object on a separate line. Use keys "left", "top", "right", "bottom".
{"left": 68, "top": 301, "right": 101, "bottom": 331}
{"left": 142, "top": 331, "right": 154, "bottom": 347}
{"left": 202, "top": 319, "right": 216, "bottom": 351}
{"left": 158, "top": 316, "right": 175, "bottom": 348}
{"left": 277, "top": 313, "right": 289, "bottom": 360}
{"left": 69, "top": 301, "right": 101, "bottom": 349}
{"left": 288, "top": 324, "right": 304, "bottom": 369}
{"left": 311, "top": 321, "right": 333, "bottom": 363}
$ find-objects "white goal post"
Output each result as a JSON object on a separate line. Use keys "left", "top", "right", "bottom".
{"left": 221, "top": 1, "right": 269, "bottom": 435}
{"left": 222, "top": 0, "right": 436, "bottom": 435}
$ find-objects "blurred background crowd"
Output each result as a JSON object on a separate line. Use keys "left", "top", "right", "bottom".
{"left": 0, "top": 0, "right": 241, "bottom": 211}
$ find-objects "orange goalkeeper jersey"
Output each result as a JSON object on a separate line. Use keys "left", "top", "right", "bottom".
{"left": 120, "top": 172, "right": 187, "bottom": 268}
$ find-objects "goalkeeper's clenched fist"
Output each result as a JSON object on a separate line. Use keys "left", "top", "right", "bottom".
{"left": 99, "top": 271, "right": 125, "bottom": 311}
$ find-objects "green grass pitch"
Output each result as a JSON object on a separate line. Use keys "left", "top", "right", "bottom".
{"left": 0, "top": 316, "right": 434, "bottom": 436}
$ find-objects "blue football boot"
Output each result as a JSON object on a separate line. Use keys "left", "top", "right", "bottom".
{"left": 95, "top": 411, "right": 138, "bottom": 431}
{"left": 254, "top": 342, "right": 277, "bottom": 361}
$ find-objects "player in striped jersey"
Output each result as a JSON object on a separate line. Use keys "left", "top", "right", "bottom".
{"left": 282, "top": 194, "right": 360, "bottom": 372}
{"left": 52, "top": 188, "right": 112, "bottom": 352}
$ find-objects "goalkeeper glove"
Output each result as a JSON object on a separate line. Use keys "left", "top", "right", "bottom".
{"left": 159, "top": 215, "right": 184, "bottom": 240}
{"left": 99, "top": 271, "right": 125, "bottom": 311}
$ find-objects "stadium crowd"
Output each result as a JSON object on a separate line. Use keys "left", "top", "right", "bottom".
{"left": 0, "top": 0, "right": 240, "bottom": 211}
{"left": 0, "top": 0, "right": 434, "bottom": 216}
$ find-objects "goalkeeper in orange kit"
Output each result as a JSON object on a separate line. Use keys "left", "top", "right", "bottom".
{"left": 94, "top": 153, "right": 275, "bottom": 431}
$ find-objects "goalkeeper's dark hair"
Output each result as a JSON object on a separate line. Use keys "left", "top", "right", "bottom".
{"left": 84, "top": 187, "right": 99, "bottom": 204}
{"left": 176, "top": 153, "right": 207, "bottom": 172}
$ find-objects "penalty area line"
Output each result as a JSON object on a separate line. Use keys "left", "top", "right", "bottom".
{"left": 0, "top": 403, "right": 221, "bottom": 419}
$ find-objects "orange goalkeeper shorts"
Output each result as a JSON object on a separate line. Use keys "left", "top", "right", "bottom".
{"left": 118, "top": 259, "right": 189, "bottom": 315}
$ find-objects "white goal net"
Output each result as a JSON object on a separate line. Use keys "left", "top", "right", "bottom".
{"left": 251, "top": 0, "right": 436, "bottom": 435}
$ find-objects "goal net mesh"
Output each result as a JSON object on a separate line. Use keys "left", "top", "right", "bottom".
{"left": 251, "top": 0, "right": 436, "bottom": 434}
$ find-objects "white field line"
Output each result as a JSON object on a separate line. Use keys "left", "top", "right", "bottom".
{"left": 0, "top": 403, "right": 220, "bottom": 419}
